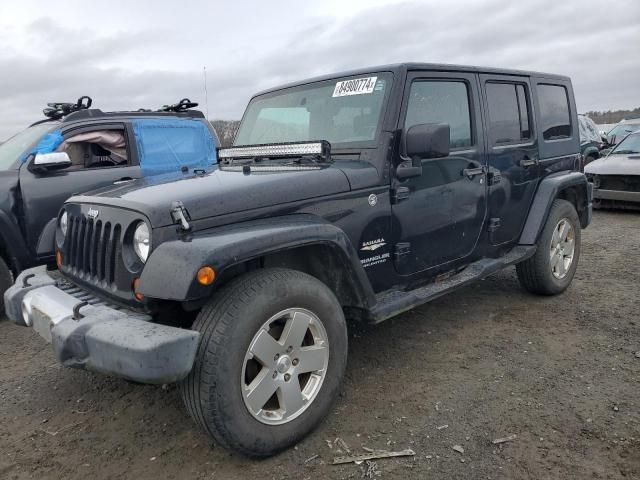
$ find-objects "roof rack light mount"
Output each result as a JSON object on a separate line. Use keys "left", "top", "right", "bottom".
{"left": 43, "top": 96, "right": 92, "bottom": 120}
{"left": 158, "top": 98, "right": 199, "bottom": 113}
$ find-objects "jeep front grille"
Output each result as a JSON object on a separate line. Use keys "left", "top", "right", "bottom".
{"left": 65, "top": 214, "right": 122, "bottom": 284}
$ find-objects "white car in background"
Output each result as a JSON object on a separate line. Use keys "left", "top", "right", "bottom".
{"left": 585, "top": 131, "right": 640, "bottom": 209}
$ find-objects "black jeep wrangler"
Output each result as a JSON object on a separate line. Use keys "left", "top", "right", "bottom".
{"left": 5, "top": 63, "right": 592, "bottom": 457}
{"left": 0, "top": 98, "right": 218, "bottom": 313}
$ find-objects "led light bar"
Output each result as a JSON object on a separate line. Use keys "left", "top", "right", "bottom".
{"left": 220, "top": 164, "right": 321, "bottom": 172}
{"left": 218, "top": 141, "right": 330, "bottom": 160}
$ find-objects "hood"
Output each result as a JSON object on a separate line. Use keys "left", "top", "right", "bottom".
{"left": 584, "top": 154, "right": 640, "bottom": 176}
{"left": 68, "top": 164, "right": 352, "bottom": 227}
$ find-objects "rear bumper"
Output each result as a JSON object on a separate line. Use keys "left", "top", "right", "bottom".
{"left": 4, "top": 267, "right": 199, "bottom": 384}
{"left": 592, "top": 188, "right": 640, "bottom": 203}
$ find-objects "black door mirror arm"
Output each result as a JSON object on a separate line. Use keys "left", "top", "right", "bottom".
{"left": 395, "top": 154, "right": 423, "bottom": 179}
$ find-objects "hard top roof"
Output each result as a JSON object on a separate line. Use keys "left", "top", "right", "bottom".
{"left": 254, "top": 62, "right": 571, "bottom": 97}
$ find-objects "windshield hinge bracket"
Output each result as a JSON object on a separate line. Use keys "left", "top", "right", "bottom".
{"left": 170, "top": 201, "right": 191, "bottom": 231}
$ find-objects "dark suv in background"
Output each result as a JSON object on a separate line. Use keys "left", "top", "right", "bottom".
{"left": 0, "top": 98, "right": 218, "bottom": 312}
{"left": 6, "top": 64, "right": 591, "bottom": 457}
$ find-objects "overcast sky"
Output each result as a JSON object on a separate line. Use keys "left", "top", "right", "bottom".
{"left": 0, "top": 0, "right": 638, "bottom": 139}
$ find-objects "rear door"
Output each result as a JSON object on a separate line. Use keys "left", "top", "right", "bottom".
{"left": 391, "top": 71, "right": 487, "bottom": 275}
{"left": 19, "top": 122, "right": 141, "bottom": 259}
{"left": 480, "top": 74, "right": 539, "bottom": 245}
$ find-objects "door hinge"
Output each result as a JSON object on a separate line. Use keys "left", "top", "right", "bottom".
{"left": 487, "top": 171, "right": 502, "bottom": 186}
{"left": 394, "top": 242, "right": 411, "bottom": 260}
{"left": 487, "top": 218, "right": 501, "bottom": 232}
{"left": 391, "top": 186, "right": 410, "bottom": 204}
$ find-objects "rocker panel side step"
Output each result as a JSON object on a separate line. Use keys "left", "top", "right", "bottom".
{"left": 369, "top": 245, "right": 536, "bottom": 324}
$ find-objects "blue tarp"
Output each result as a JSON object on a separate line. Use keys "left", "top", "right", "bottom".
{"left": 21, "top": 129, "right": 64, "bottom": 161}
{"left": 133, "top": 119, "right": 217, "bottom": 176}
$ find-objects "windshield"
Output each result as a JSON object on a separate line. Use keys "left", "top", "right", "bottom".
{"left": 608, "top": 123, "right": 640, "bottom": 140}
{"left": 0, "top": 123, "right": 56, "bottom": 170}
{"left": 611, "top": 133, "right": 640, "bottom": 155}
{"left": 234, "top": 73, "right": 392, "bottom": 148}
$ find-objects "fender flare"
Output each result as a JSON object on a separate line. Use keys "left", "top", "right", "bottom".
{"left": 36, "top": 218, "right": 57, "bottom": 260}
{"left": 519, "top": 171, "right": 592, "bottom": 245}
{"left": 139, "top": 214, "right": 376, "bottom": 308}
{"left": 0, "top": 210, "right": 30, "bottom": 272}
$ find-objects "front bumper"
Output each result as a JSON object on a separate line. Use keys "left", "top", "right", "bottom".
{"left": 4, "top": 267, "right": 199, "bottom": 384}
{"left": 592, "top": 188, "right": 640, "bottom": 203}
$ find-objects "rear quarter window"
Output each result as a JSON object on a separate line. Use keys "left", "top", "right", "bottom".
{"left": 538, "top": 84, "right": 571, "bottom": 141}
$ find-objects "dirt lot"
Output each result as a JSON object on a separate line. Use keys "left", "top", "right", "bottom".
{"left": 1, "top": 210, "right": 638, "bottom": 480}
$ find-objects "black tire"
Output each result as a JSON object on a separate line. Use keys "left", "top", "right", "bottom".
{"left": 516, "top": 199, "right": 581, "bottom": 295}
{"left": 180, "top": 268, "right": 348, "bottom": 457}
{"left": 0, "top": 257, "right": 14, "bottom": 317}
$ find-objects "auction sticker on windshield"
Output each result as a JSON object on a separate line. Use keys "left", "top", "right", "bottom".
{"left": 333, "top": 77, "right": 378, "bottom": 97}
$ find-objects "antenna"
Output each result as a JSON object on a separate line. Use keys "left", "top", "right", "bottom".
{"left": 203, "top": 66, "right": 210, "bottom": 121}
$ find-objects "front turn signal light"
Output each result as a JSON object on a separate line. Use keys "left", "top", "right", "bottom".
{"left": 197, "top": 266, "right": 216, "bottom": 286}
{"left": 55, "top": 250, "right": 63, "bottom": 268}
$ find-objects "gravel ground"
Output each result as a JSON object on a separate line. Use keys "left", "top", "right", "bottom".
{"left": 1, "top": 210, "right": 638, "bottom": 480}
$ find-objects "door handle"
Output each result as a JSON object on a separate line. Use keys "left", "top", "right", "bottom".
{"left": 113, "top": 177, "right": 134, "bottom": 185}
{"left": 519, "top": 157, "right": 538, "bottom": 167}
{"left": 462, "top": 167, "right": 484, "bottom": 179}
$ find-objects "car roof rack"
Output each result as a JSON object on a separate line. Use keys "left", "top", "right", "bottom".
{"left": 29, "top": 97, "right": 205, "bottom": 127}
{"left": 43, "top": 96, "right": 93, "bottom": 120}
{"left": 157, "top": 98, "right": 199, "bottom": 113}
{"left": 29, "top": 96, "right": 93, "bottom": 126}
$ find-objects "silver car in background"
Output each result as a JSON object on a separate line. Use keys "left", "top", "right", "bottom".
{"left": 585, "top": 131, "right": 640, "bottom": 209}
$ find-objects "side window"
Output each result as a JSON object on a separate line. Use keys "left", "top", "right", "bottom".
{"left": 538, "top": 84, "right": 571, "bottom": 140}
{"left": 57, "top": 129, "right": 129, "bottom": 170}
{"left": 485, "top": 82, "right": 531, "bottom": 145}
{"left": 405, "top": 81, "right": 472, "bottom": 149}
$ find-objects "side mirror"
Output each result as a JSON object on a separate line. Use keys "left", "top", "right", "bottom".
{"left": 406, "top": 123, "right": 450, "bottom": 163}
{"left": 32, "top": 152, "right": 72, "bottom": 171}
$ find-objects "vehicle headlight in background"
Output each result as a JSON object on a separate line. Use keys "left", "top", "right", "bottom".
{"left": 133, "top": 222, "right": 151, "bottom": 263}
{"left": 60, "top": 211, "right": 68, "bottom": 236}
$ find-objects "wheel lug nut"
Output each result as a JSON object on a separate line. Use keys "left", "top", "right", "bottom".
{"left": 272, "top": 371, "right": 277, "bottom": 379}
{"left": 284, "top": 373, "right": 291, "bottom": 382}
{"left": 274, "top": 353, "right": 279, "bottom": 361}
{"left": 292, "top": 358, "right": 299, "bottom": 366}
{"left": 286, "top": 346, "right": 293, "bottom": 353}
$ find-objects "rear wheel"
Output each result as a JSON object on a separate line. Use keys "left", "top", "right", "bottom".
{"left": 0, "top": 257, "right": 14, "bottom": 316}
{"left": 180, "top": 268, "right": 348, "bottom": 457}
{"left": 516, "top": 199, "right": 581, "bottom": 295}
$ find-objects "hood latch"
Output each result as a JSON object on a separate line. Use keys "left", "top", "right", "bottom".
{"left": 170, "top": 201, "right": 191, "bottom": 231}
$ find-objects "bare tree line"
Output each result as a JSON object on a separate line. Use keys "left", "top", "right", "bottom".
{"left": 585, "top": 107, "right": 640, "bottom": 125}
{"left": 210, "top": 120, "right": 240, "bottom": 147}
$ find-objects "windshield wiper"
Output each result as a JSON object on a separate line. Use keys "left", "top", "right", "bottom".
{"left": 288, "top": 154, "right": 331, "bottom": 165}
{"left": 612, "top": 150, "right": 639, "bottom": 155}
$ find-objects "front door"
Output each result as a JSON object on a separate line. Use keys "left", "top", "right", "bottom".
{"left": 19, "top": 123, "right": 141, "bottom": 259}
{"left": 479, "top": 74, "right": 540, "bottom": 245}
{"left": 392, "top": 72, "right": 487, "bottom": 275}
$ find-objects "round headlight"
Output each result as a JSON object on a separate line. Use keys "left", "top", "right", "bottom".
{"left": 133, "top": 222, "right": 151, "bottom": 263}
{"left": 60, "top": 211, "right": 68, "bottom": 236}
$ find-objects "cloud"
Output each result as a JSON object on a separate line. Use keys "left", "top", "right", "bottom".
{"left": 0, "top": 0, "right": 638, "bottom": 140}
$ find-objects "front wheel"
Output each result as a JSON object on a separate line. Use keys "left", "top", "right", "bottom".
{"left": 180, "top": 268, "right": 348, "bottom": 457}
{"left": 516, "top": 199, "right": 581, "bottom": 295}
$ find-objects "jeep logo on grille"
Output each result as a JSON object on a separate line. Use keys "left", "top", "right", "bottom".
{"left": 87, "top": 208, "right": 99, "bottom": 219}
